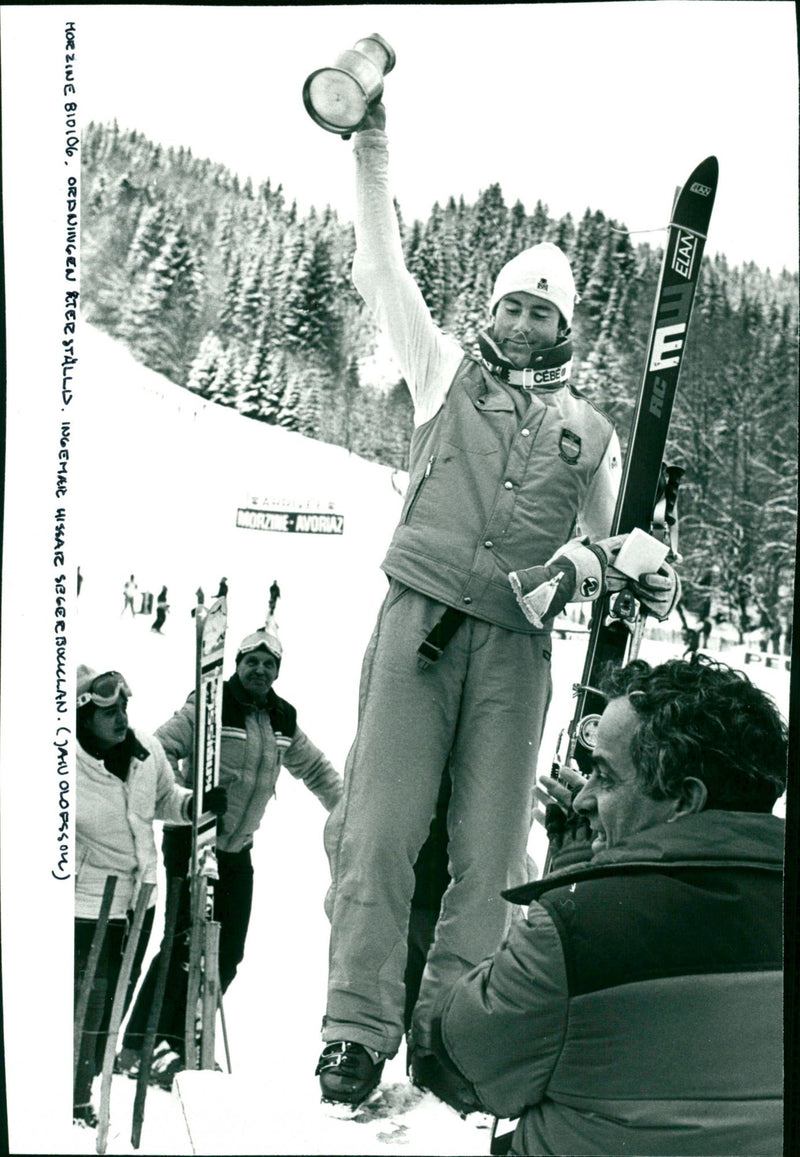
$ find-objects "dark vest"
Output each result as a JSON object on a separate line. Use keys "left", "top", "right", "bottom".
{"left": 533, "top": 861, "right": 782, "bottom": 1107}
{"left": 222, "top": 679, "right": 297, "bottom": 740}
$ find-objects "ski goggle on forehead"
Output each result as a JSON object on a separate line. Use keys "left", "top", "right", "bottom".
{"left": 238, "top": 632, "right": 281, "bottom": 660}
{"left": 76, "top": 671, "right": 132, "bottom": 709}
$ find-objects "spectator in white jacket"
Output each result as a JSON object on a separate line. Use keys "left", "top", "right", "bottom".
{"left": 73, "top": 666, "right": 223, "bottom": 1127}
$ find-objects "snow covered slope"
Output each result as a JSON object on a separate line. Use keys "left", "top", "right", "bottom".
{"left": 71, "top": 324, "right": 408, "bottom": 764}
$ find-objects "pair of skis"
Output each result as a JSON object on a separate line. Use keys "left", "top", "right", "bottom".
{"left": 72, "top": 877, "right": 155, "bottom": 1154}
{"left": 556, "top": 154, "right": 719, "bottom": 781}
{"left": 185, "top": 596, "right": 228, "bottom": 1072}
{"left": 79, "top": 878, "right": 190, "bottom": 1152}
{"left": 75, "top": 875, "right": 174, "bottom": 1153}
{"left": 73, "top": 875, "right": 118, "bottom": 1096}
{"left": 491, "top": 156, "right": 718, "bottom": 1156}
{"left": 135, "top": 595, "right": 229, "bottom": 1138}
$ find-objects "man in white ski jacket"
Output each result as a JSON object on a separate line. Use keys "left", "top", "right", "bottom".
{"left": 317, "top": 100, "right": 678, "bottom": 1107}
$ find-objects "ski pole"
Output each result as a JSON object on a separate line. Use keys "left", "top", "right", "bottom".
{"left": 131, "top": 876, "right": 183, "bottom": 1148}
{"left": 218, "top": 985, "right": 232, "bottom": 1074}
{"left": 96, "top": 882, "right": 154, "bottom": 1155}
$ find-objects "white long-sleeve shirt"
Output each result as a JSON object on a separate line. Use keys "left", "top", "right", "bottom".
{"left": 351, "top": 129, "right": 620, "bottom": 541}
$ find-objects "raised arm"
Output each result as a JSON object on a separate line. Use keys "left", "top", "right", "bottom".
{"left": 351, "top": 102, "right": 462, "bottom": 425}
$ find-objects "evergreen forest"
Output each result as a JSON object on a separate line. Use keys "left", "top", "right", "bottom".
{"left": 81, "top": 121, "right": 798, "bottom": 640}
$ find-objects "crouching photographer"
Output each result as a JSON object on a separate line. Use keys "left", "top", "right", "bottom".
{"left": 413, "top": 655, "right": 786, "bottom": 1157}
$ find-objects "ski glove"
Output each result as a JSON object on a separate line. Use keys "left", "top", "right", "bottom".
{"left": 509, "top": 533, "right": 681, "bottom": 627}
{"left": 187, "top": 786, "right": 228, "bottom": 820}
{"left": 411, "top": 1030, "right": 484, "bottom": 1117}
{"left": 543, "top": 803, "right": 595, "bottom": 872}
{"left": 629, "top": 563, "right": 681, "bottom": 620}
{"left": 536, "top": 764, "right": 595, "bottom": 871}
{"left": 508, "top": 534, "right": 628, "bottom": 627}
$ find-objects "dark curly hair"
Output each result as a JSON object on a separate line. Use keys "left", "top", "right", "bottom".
{"left": 599, "top": 654, "right": 788, "bottom": 812}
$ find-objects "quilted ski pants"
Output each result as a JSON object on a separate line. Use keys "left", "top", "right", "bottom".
{"left": 323, "top": 581, "right": 552, "bottom": 1058}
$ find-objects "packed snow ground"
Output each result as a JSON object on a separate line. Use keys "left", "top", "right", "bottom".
{"left": 59, "top": 325, "right": 789, "bottom": 1155}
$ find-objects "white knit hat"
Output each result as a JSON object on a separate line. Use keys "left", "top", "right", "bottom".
{"left": 489, "top": 242, "right": 579, "bottom": 328}
{"left": 76, "top": 664, "right": 100, "bottom": 703}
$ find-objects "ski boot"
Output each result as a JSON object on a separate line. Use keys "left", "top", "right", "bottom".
{"left": 73, "top": 1102, "right": 99, "bottom": 1128}
{"left": 316, "top": 1041, "right": 385, "bottom": 1109}
{"left": 149, "top": 1040, "right": 185, "bottom": 1089}
{"left": 114, "top": 1045, "right": 141, "bottom": 1078}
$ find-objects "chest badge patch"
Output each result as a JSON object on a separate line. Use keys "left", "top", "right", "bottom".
{"left": 559, "top": 428, "right": 582, "bottom": 465}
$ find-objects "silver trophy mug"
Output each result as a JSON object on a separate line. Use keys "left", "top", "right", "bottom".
{"left": 303, "top": 33, "right": 396, "bottom": 135}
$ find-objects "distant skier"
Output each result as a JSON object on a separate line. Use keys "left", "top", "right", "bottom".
{"left": 697, "top": 593, "right": 713, "bottom": 649}
{"left": 151, "top": 586, "right": 169, "bottom": 633}
{"left": 118, "top": 626, "right": 342, "bottom": 1087}
{"left": 758, "top": 607, "right": 779, "bottom": 654}
{"left": 682, "top": 625, "right": 701, "bottom": 658}
{"left": 770, "top": 613, "right": 785, "bottom": 656}
{"left": 191, "top": 587, "right": 205, "bottom": 619}
{"left": 268, "top": 578, "right": 281, "bottom": 617}
{"left": 700, "top": 616, "right": 712, "bottom": 649}
{"left": 121, "top": 575, "right": 138, "bottom": 617}
{"left": 73, "top": 665, "right": 198, "bottom": 1127}
{"left": 216, "top": 577, "right": 229, "bottom": 599}
{"left": 316, "top": 98, "right": 679, "bottom": 1109}
{"left": 678, "top": 602, "right": 701, "bottom": 657}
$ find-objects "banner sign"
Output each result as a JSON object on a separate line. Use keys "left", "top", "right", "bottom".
{"left": 236, "top": 507, "right": 344, "bottom": 535}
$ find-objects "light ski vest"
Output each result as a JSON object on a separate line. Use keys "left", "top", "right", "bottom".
{"left": 382, "top": 356, "right": 615, "bottom": 632}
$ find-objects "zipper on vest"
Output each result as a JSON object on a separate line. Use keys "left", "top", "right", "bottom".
{"left": 404, "top": 455, "right": 435, "bottom": 524}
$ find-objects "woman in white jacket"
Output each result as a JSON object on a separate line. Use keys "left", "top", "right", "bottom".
{"left": 73, "top": 665, "right": 224, "bottom": 1126}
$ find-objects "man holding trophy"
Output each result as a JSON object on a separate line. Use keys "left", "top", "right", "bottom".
{"left": 305, "top": 35, "right": 679, "bottom": 1110}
